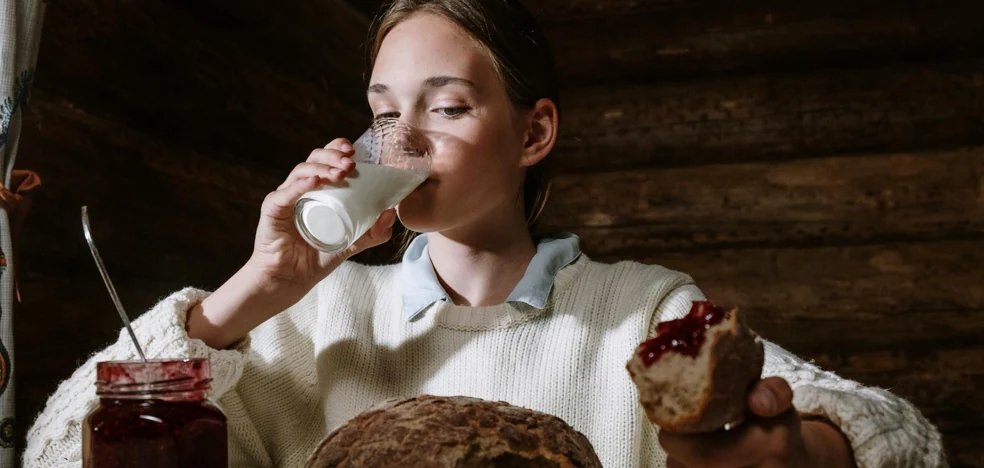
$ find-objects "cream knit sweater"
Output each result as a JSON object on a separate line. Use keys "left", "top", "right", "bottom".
{"left": 26, "top": 257, "right": 946, "bottom": 467}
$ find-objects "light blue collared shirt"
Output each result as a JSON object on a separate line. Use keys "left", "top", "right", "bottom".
{"left": 400, "top": 233, "right": 582, "bottom": 321}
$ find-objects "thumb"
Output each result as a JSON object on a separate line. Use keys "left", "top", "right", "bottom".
{"left": 262, "top": 176, "right": 323, "bottom": 217}
{"left": 346, "top": 209, "right": 398, "bottom": 255}
{"left": 748, "top": 376, "right": 794, "bottom": 418}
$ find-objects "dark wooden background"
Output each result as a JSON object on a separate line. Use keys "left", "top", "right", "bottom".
{"left": 14, "top": 0, "right": 984, "bottom": 465}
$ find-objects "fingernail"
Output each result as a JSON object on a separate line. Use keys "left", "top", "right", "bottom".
{"left": 340, "top": 143, "right": 353, "bottom": 152}
{"left": 754, "top": 390, "right": 776, "bottom": 414}
{"left": 329, "top": 168, "right": 340, "bottom": 176}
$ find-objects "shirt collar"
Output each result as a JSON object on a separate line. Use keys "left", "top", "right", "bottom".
{"left": 400, "top": 233, "right": 582, "bottom": 321}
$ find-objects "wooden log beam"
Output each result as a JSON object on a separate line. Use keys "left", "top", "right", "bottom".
{"left": 532, "top": 0, "right": 718, "bottom": 19}
{"left": 37, "top": 1, "right": 370, "bottom": 171}
{"left": 178, "top": 0, "right": 370, "bottom": 107}
{"left": 538, "top": 147, "right": 984, "bottom": 249}
{"left": 751, "top": 307, "right": 983, "bottom": 358}
{"left": 942, "top": 429, "right": 984, "bottom": 467}
{"left": 551, "top": 60, "right": 984, "bottom": 172}
{"left": 532, "top": 0, "right": 979, "bottom": 21}
{"left": 345, "top": 1, "right": 984, "bottom": 85}
{"left": 545, "top": 0, "right": 984, "bottom": 85}
{"left": 18, "top": 90, "right": 278, "bottom": 286}
{"left": 616, "top": 240, "right": 984, "bottom": 355}
{"left": 46, "top": 1, "right": 981, "bottom": 169}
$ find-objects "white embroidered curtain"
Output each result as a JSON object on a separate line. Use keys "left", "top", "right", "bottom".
{"left": 0, "top": 0, "right": 44, "bottom": 461}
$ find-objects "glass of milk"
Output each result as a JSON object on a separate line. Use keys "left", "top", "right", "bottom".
{"left": 294, "top": 118, "right": 430, "bottom": 252}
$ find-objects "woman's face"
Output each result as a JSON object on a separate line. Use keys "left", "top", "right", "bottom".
{"left": 368, "top": 12, "right": 529, "bottom": 234}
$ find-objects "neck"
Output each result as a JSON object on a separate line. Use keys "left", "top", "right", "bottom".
{"left": 426, "top": 212, "right": 535, "bottom": 307}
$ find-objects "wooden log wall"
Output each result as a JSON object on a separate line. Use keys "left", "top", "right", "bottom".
{"left": 14, "top": 0, "right": 984, "bottom": 465}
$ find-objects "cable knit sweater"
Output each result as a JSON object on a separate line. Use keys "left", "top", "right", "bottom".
{"left": 26, "top": 257, "right": 945, "bottom": 467}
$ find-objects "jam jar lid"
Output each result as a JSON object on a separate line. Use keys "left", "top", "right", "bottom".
{"left": 96, "top": 358, "right": 211, "bottom": 398}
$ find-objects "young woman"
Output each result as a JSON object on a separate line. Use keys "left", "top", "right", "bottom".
{"left": 27, "top": 1, "right": 944, "bottom": 466}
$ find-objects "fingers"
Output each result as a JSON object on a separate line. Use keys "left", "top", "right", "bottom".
{"left": 278, "top": 143, "right": 356, "bottom": 190}
{"left": 261, "top": 176, "right": 323, "bottom": 220}
{"left": 324, "top": 137, "right": 354, "bottom": 153}
{"left": 308, "top": 146, "right": 355, "bottom": 167}
{"left": 345, "top": 209, "right": 398, "bottom": 256}
{"left": 278, "top": 161, "right": 352, "bottom": 190}
{"left": 659, "top": 378, "right": 798, "bottom": 467}
{"left": 748, "top": 377, "right": 794, "bottom": 418}
{"left": 660, "top": 427, "right": 758, "bottom": 467}
{"left": 373, "top": 209, "right": 399, "bottom": 236}
{"left": 659, "top": 411, "right": 799, "bottom": 467}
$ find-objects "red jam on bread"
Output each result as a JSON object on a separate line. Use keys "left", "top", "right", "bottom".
{"left": 627, "top": 301, "right": 764, "bottom": 434}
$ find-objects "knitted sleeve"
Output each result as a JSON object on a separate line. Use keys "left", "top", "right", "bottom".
{"left": 645, "top": 285, "right": 946, "bottom": 468}
{"left": 763, "top": 341, "right": 947, "bottom": 468}
{"left": 23, "top": 287, "right": 251, "bottom": 467}
{"left": 648, "top": 283, "right": 707, "bottom": 336}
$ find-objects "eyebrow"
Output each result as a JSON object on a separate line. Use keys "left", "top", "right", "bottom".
{"left": 367, "top": 83, "right": 389, "bottom": 94}
{"left": 424, "top": 76, "right": 476, "bottom": 89}
{"left": 366, "top": 76, "right": 477, "bottom": 94}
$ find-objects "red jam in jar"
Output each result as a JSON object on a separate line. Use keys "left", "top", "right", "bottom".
{"left": 82, "top": 358, "right": 228, "bottom": 468}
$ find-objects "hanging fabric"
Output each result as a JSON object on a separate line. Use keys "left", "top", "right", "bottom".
{"left": 0, "top": 0, "right": 45, "bottom": 462}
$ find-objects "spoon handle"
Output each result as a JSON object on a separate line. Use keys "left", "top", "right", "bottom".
{"left": 81, "top": 206, "right": 147, "bottom": 362}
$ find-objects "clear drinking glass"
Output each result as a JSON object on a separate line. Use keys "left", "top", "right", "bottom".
{"left": 294, "top": 118, "right": 431, "bottom": 252}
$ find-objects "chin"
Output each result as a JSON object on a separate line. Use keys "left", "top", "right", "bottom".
{"left": 395, "top": 203, "right": 440, "bottom": 233}
{"left": 396, "top": 182, "right": 445, "bottom": 232}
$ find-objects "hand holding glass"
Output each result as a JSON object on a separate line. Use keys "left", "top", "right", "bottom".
{"left": 294, "top": 118, "right": 431, "bottom": 252}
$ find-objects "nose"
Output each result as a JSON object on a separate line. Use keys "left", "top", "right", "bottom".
{"left": 390, "top": 116, "right": 437, "bottom": 156}
{"left": 396, "top": 114, "right": 426, "bottom": 132}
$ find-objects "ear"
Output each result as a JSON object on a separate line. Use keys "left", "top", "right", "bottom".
{"left": 519, "top": 98, "right": 559, "bottom": 168}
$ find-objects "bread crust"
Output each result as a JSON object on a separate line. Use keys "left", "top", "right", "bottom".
{"left": 627, "top": 306, "right": 764, "bottom": 434}
{"left": 306, "top": 395, "right": 603, "bottom": 468}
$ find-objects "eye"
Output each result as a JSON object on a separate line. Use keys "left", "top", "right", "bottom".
{"left": 374, "top": 111, "right": 400, "bottom": 120}
{"left": 434, "top": 106, "right": 471, "bottom": 118}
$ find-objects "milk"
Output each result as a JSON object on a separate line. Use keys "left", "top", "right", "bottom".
{"left": 296, "top": 162, "right": 427, "bottom": 251}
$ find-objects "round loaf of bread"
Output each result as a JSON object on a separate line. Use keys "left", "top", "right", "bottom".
{"left": 626, "top": 301, "right": 764, "bottom": 434}
{"left": 306, "top": 395, "right": 602, "bottom": 468}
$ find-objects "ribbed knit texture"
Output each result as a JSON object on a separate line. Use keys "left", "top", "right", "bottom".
{"left": 26, "top": 257, "right": 945, "bottom": 467}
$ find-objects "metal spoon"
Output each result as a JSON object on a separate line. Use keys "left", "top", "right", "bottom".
{"left": 81, "top": 206, "right": 147, "bottom": 362}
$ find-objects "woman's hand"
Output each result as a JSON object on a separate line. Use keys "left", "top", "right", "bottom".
{"left": 660, "top": 377, "right": 857, "bottom": 468}
{"left": 248, "top": 138, "right": 396, "bottom": 293}
{"left": 186, "top": 138, "right": 399, "bottom": 349}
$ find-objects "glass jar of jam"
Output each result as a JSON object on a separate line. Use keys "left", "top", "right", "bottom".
{"left": 83, "top": 358, "right": 228, "bottom": 467}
